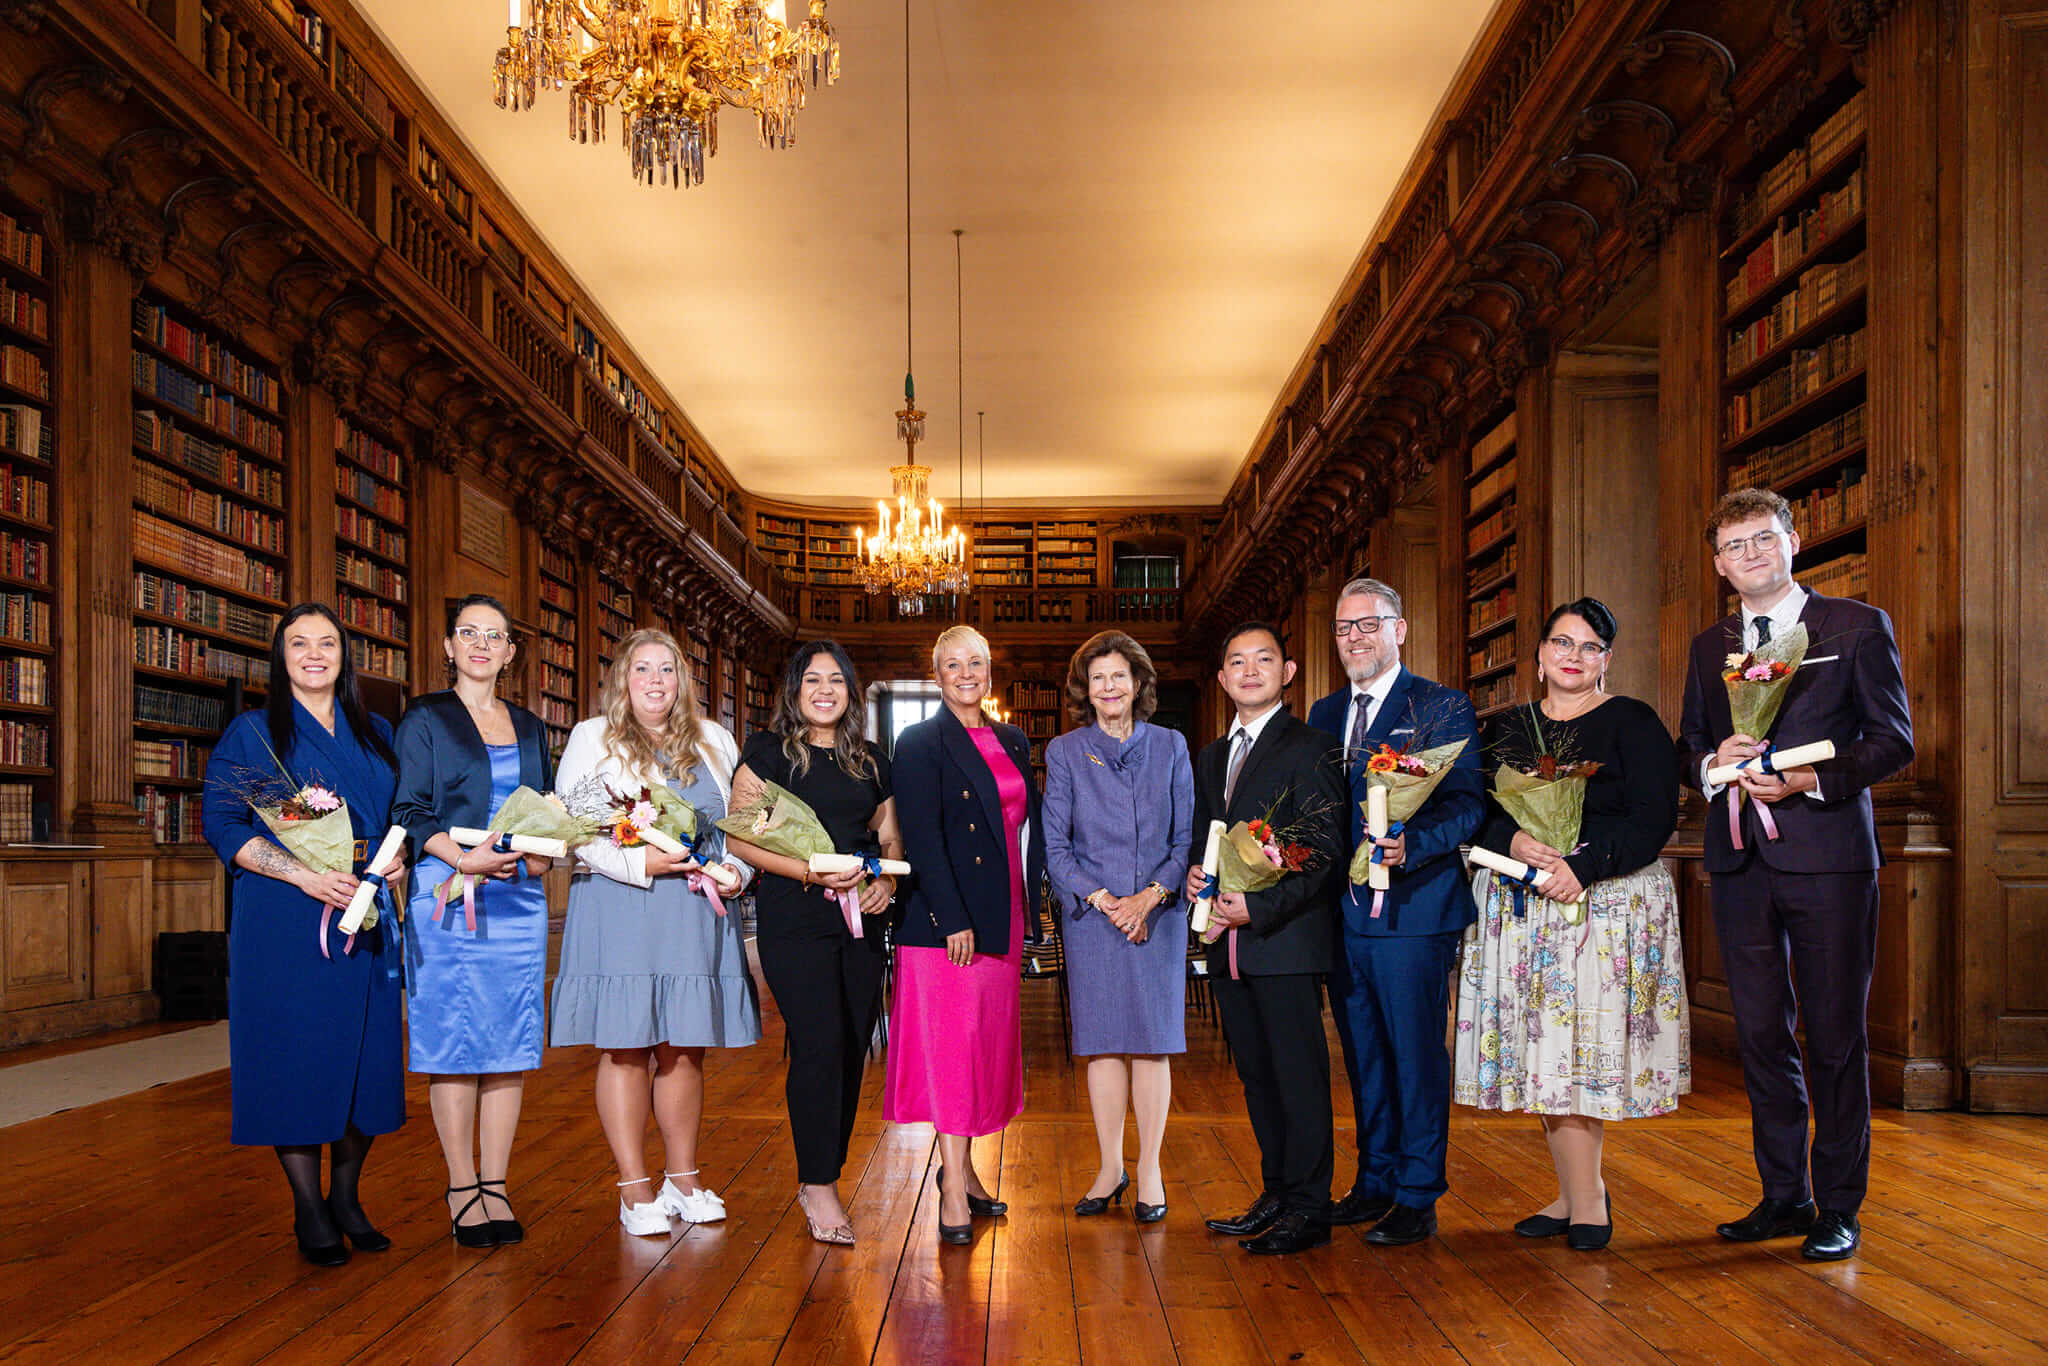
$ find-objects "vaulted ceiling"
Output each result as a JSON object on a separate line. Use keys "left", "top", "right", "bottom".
{"left": 352, "top": 0, "right": 1496, "bottom": 505}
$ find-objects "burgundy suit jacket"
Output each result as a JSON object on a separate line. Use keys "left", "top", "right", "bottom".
{"left": 1677, "top": 589, "right": 1914, "bottom": 875}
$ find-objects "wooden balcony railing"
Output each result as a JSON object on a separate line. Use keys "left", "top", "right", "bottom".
{"left": 199, "top": 2, "right": 366, "bottom": 218}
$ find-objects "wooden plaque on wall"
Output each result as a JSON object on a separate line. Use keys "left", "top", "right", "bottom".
{"left": 457, "top": 483, "right": 512, "bottom": 574}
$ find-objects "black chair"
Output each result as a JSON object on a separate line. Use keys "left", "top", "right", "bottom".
{"left": 1020, "top": 904, "right": 1071, "bottom": 1057}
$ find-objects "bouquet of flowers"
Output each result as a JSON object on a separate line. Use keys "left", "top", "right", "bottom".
{"left": 716, "top": 782, "right": 885, "bottom": 937}
{"left": 1348, "top": 737, "right": 1469, "bottom": 915}
{"left": 224, "top": 747, "right": 402, "bottom": 957}
{"left": 1718, "top": 621, "right": 1811, "bottom": 847}
{"left": 1483, "top": 710, "right": 1601, "bottom": 923}
{"left": 438, "top": 784, "right": 596, "bottom": 929}
{"left": 556, "top": 777, "right": 740, "bottom": 913}
{"left": 1193, "top": 797, "right": 1332, "bottom": 978}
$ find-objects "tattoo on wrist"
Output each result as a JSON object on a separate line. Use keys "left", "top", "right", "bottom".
{"left": 247, "top": 841, "right": 301, "bottom": 882}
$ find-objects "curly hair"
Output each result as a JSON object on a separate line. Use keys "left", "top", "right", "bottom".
{"left": 1706, "top": 487, "right": 1795, "bottom": 544}
{"left": 771, "top": 639, "right": 878, "bottom": 783}
{"left": 1064, "top": 630, "right": 1158, "bottom": 728}
{"left": 597, "top": 627, "right": 708, "bottom": 788}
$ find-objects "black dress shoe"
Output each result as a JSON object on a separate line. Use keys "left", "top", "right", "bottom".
{"left": 1802, "top": 1209, "right": 1860, "bottom": 1261}
{"left": 938, "top": 1219, "right": 973, "bottom": 1246}
{"left": 448, "top": 1183, "right": 499, "bottom": 1249}
{"left": 1328, "top": 1186, "right": 1396, "bottom": 1227}
{"left": 1204, "top": 1192, "right": 1283, "bottom": 1237}
{"left": 936, "top": 1167, "right": 1007, "bottom": 1218}
{"left": 1134, "top": 1197, "right": 1167, "bottom": 1224}
{"left": 295, "top": 1219, "right": 351, "bottom": 1268}
{"left": 1242, "top": 1211, "right": 1330, "bottom": 1255}
{"left": 1514, "top": 1212, "right": 1570, "bottom": 1238}
{"left": 327, "top": 1199, "right": 393, "bottom": 1253}
{"left": 480, "top": 1179, "right": 525, "bottom": 1244}
{"left": 1716, "top": 1197, "right": 1816, "bottom": 1242}
{"left": 1567, "top": 1193, "right": 1613, "bottom": 1251}
{"left": 1363, "top": 1204, "right": 1437, "bottom": 1246}
{"left": 1074, "top": 1172, "right": 1129, "bottom": 1217}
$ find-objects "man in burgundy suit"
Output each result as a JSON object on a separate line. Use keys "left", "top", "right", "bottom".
{"left": 1678, "top": 488, "right": 1913, "bottom": 1262}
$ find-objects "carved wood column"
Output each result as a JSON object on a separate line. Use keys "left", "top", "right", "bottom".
{"left": 1654, "top": 209, "right": 1720, "bottom": 734}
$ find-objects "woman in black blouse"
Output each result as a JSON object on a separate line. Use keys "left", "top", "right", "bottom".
{"left": 724, "top": 640, "right": 902, "bottom": 1247}
{"left": 1452, "top": 598, "right": 1689, "bottom": 1251}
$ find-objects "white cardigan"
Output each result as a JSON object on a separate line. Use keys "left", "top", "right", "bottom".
{"left": 553, "top": 716, "right": 752, "bottom": 890}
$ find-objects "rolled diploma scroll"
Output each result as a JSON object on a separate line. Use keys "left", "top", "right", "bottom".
{"left": 637, "top": 826, "right": 743, "bottom": 890}
{"left": 807, "top": 853, "right": 912, "bottom": 879}
{"left": 1466, "top": 844, "right": 1554, "bottom": 890}
{"left": 1189, "top": 819, "right": 1225, "bottom": 935}
{"left": 1367, "top": 786, "right": 1391, "bottom": 892}
{"left": 1706, "top": 739, "right": 1837, "bottom": 786}
{"left": 449, "top": 827, "right": 569, "bottom": 860}
{"left": 339, "top": 825, "right": 408, "bottom": 934}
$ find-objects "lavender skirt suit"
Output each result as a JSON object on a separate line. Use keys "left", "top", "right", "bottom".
{"left": 1042, "top": 721, "right": 1195, "bottom": 1055}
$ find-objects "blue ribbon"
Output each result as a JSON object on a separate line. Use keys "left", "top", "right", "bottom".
{"left": 859, "top": 854, "right": 883, "bottom": 879}
{"left": 1499, "top": 864, "right": 1542, "bottom": 920}
{"left": 1732, "top": 744, "right": 1780, "bottom": 780}
{"left": 1194, "top": 878, "right": 1217, "bottom": 901}
{"left": 1369, "top": 820, "right": 1407, "bottom": 865}
{"left": 491, "top": 833, "right": 515, "bottom": 854}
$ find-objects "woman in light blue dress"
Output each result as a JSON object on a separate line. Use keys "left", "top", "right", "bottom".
{"left": 392, "top": 594, "right": 555, "bottom": 1248}
{"left": 550, "top": 627, "right": 759, "bottom": 1237}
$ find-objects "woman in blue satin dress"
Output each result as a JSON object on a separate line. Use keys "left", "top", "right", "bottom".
{"left": 392, "top": 594, "right": 555, "bottom": 1248}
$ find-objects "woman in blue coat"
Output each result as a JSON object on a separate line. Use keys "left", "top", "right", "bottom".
{"left": 391, "top": 594, "right": 554, "bottom": 1248}
{"left": 201, "top": 603, "right": 406, "bottom": 1268}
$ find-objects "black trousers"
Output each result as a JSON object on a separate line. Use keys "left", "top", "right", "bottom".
{"left": 755, "top": 930, "right": 887, "bottom": 1185}
{"left": 1710, "top": 860, "right": 1878, "bottom": 1215}
{"left": 1213, "top": 969, "right": 1333, "bottom": 1216}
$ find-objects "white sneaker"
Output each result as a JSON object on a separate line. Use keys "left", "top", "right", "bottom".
{"left": 618, "top": 1197, "right": 672, "bottom": 1236}
{"left": 659, "top": 1178, "right": 727, "bottom": 1223}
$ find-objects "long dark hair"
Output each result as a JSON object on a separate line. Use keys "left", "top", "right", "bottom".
{"left": 771, "top": 639, "right": 877, "bottom": 782}
{"left": 266, "top": 603, "right": 397, "bottom": 770}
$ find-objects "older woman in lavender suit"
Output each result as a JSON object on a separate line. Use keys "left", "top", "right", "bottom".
{"left": 1042, "top": 631, "right": 1194, "bottom": 1225}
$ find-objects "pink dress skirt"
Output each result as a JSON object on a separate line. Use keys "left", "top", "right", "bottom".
{"left": 883, "top": 725, "right": 1027, "bottom": 1136}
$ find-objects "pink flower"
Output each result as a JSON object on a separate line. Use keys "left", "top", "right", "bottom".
{"left": 1742, "top": 663, "right": 1775, "bottom": 682}
{"left": 629, "top": 799, "right": 658, "bottom": 829}
{"left": 1261, "top": 842, "right": 1282, "bottom": 867}
{"left": 300, "top": 785, "right": 340, "bottom": 813}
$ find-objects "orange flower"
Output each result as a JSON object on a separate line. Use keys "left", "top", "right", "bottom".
{"left": 1367, "top": 751, "right": 1398, "bottom": 774}
{"left": 611, "top": 817, "right": 642, "bottom": 847}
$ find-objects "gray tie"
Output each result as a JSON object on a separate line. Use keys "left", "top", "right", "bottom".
{"left": 1349, "top": 691, "right": 1373, "bottom": 763}
{"left": 1224, "top": 728, "right": 1252, "bottom": 808}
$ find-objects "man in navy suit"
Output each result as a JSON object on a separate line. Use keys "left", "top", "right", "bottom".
{"left": 1679, "top": 488, "right": 1913, "bottom": 1262}
{"left": 1307, "top": 576, "right": 1483, "bottom": 1246}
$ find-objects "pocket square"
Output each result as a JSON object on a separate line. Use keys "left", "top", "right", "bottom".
{"left": 1803, "top": 655, "right": 1840, "bottom": 665}
{"left": 1391, "top": 727, "right": 1416, "bottom": 736}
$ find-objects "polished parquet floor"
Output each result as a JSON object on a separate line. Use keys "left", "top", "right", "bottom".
{"left": 3, "top": 962, "right": 2046, "bottom": 1365}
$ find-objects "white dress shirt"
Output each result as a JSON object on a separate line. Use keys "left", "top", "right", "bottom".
{"left": 1702, "top": 582, "right": 1823, "bottom": 801}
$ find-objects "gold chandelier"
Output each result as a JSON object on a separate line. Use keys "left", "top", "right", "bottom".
{"left": 493, "top": 0, "right": 840, "bottom": 186}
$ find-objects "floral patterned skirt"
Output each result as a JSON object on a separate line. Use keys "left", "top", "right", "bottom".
{"left": 1453, "top": 859, "right": 1691, "bottom": 1120}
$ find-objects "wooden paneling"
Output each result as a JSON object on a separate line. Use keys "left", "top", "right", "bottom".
{"left": 0, "top": 860, "right": 88, "bottom": 1011}
{"left": 151, "top": 854, "right": 223, "bottom": 935}
{"left": 89, "top": 859, "right": 153, "bottom": 999}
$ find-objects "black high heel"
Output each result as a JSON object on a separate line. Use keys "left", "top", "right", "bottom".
{"left": 448, "top": 1182, "right": 499, "bottom": 1249}
{"left": 937, "top": 1166, "right": 1007, "bottom": 1218}
{"left": 1134, "top": 1199, "right": 1167, "bottom": 1225}
{"left": 326, "top": 1197, "right": 392, "bottom": 1252}
{"left": 1074, "top": 1172, "right": 1129, "bottom": 1217}
{"left": 479, "top": 1178, "right": 525, "bottom": 1244}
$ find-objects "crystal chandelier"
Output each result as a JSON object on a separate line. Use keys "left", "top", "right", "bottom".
{"left": 854, "top": 0, "right": 967, "bottom": 616}
{"left": 493, "top": 0, "right": 841, "bottom": 187}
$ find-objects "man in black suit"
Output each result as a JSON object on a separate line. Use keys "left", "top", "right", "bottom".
{"left": 1679, "top": 488, "right": 1914, "bottom": 1262}
{"left": 1185, "top": 622, "right": 1347, "bottom": 1255}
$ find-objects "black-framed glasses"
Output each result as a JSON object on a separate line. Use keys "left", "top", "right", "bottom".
{"left": 1715, "top": 529, "right": 1782, "bottom": 559}
{"left": 1545, "top": 636, "right": 1609, "bottom": 660}
{"left": 1333, "top": 615, "right": 1400, "bottom": 637}
{"left": 453, "top": 625, "right": 511, "bottom": 648}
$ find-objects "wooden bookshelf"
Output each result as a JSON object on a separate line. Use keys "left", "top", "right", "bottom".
{"left": 0, "top": 198, "right": 54, "bottom": 841}
{"left": 807, "top": 519, "right": 859, "bottom": 587}
{"left": 333, "top": 413, "right": 410, "bottom": 688}
{"left": 683, "top": 634, "right": 712, "bottom": 710}
{"left": 536, "top": 542, "right": 579, "bottom": 756}
{"left": 754, "top": 511, "right": 805, "bottom": 578}
{"left": 972, "top": 522, "right": 1035, "bottom": 588}
{"left": 1034, "top": 520, "right": 1100, "bottom": 587}
{"left": 595, "top": 570, "right": 633, "bottom": 674}
{"left": 131, "top": 290, "right": 287, "bottom": 844}
{"left": 1006, "top": 680, "right": 1062, "bottom": 778}
{"left": 743, "top": 664, "right": 771, "bottom": 740}
{"left": 718, "top": 650, "right": 738, "bottom": 732}
{"left": 1462, "top": 412, "right": 1520, "bottom": 719}
{"left": 1719, "top": 76, "right": 1871, "bottom": 605}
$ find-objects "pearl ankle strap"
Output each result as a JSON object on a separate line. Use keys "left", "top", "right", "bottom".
{"left": 617, "top": 1177, "right": 654, "bottom": 1187}
{"left": 665, "top": 1170, "right": 699, "bottom": 1178}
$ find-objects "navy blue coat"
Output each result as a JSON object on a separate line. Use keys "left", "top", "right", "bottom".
{"left": 892, "top": 708, "right": 1047, "bottom": 954}
{"left": 1308, "top": 668, "right": 1484, "bottom": 938}
{"left": 390, "top": 691, "right": 553, "bottom": 855}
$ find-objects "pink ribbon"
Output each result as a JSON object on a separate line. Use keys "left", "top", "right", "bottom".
{"left": 1227, "top": 926, "right": 1240, "bottom": 980}
{"left": 317, "top": 905, "right": 357, "bottom": 960}
{"left": 833, "top": 887, "right": 864, "bottom": 939}
{"left": 688, "top": 870, "right": 729, "bottom": 919}
{"left": 434, "top": 869, "right": 480, "bottom": 932}
{"left": 1370, "top": 889, "right": 1387, "bottom": 919}
{"left": 1726, "top": 787, "right": 1780, "bottom": 851}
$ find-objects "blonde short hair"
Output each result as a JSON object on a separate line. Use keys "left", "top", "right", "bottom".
{"left": 930, "top": 624, "right": 991, "bottom": 675}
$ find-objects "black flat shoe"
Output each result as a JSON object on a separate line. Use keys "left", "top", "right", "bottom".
{"left": 1242, "top": 1211, "right": 1329, "bottom": 1255}
{"left": 1567, "top": 1193, "right": 1613, "bottom": 1251}
{"left": 1205, "top": 1192, "right": 1283, "bottom": 1237}
{"left": 326, "top": 1199, "right": 392, "bottom": 1253}
{"left": 1075, "top": 1172, "right": 1129, "bottom": 1217}
{"left": 480, "top": 1178, "right": 525, "bottom": 1244}
{"left": 1716, "top": 1197, "right": 1815, "bottom": 1242}
{"left": 1134, "top": 1200, "right": 1167, "bottom": 1225}
{"left": 1328, "top": 1186, "right": 1395, "bottom": 1228}
{"left": 938, "top": 1220, "right": 973, "bottom": 1246}
{"left": 295, "top": 1219, "right": 351, "bottom": 1267}
{"left": 448, "top": 1182, "right": 499, "bottom": 1249}
{"left": 937, "top": 1166, "right": 1007, "bottom": 1219}
{"left": 1513, "top": 1212, "right": 1570, "bottom": 1238}
{"left": 1801, "top": 1209, "right": 1860, "bottom": 1261}
{"left": 1363, "top": 1204, "right": 1437, "bottom": 1246}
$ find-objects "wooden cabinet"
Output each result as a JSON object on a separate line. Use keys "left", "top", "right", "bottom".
{"left": 0, "top": 857, "right": 88, "bottom": 1014}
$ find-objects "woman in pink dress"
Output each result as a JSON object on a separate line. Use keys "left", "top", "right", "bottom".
{"left": 886, "top": 625, "right": 1046, "bottom": 1245}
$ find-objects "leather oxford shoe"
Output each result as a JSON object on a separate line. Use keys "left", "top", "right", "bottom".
{"left": 1204, "top": 1191, "right": 1283, "bottom": 1237}
{"left": 1716, "top": 1197, "right": 1816, "bottom": 1242}
{"left": 1241, "top": 1211, "right": 1329, "bottom": 1255}
{"left": 1801, "top": 1209, "right": 1860, "bottom": 1261}
{"left": 1363, "top": 1203, "right": 1437, "bottom": 1246}
{"left": 1328, "top": 1186, "right": 1396, "bottom": 1227}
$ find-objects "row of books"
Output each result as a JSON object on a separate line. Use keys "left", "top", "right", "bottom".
{"left": 1467, "top": 542, "right": 1518, "bottom": 597}
{"left": 1468, "top": 459, "right": 1517, "bottom": 513}
{"left": 0, "top": 460, "right": 48, "bottom": 524}
{"left": 0, "top": 718, "right": 50, "bottom": 766}
{"left": 0, "top": 528, "right": 48, "bottom": 584}
{"left": 1725, "top": 165, "right": 1867, "bottom": 314}
{"left": 1018, "top": 713, "right": 1059, "bottom": 739}
{"left": 336, "top": 590, "right": 408, "bottom": 642}
{"left": 757, "top": 515, "right": 804, "bottom": 536}
{"left": 335, "top": 416, "right": 404, "bottom": 482}
{"left": 1802, "top": 552, "right": 1869, "bottom": 601}
{"left": 1785, "top": 469, "right": 1869, "bottom": 542}
{"left": 1467, "top": 501, "right": 1515, "bottom": 554}
{"left": 1469, "top": 584, "right": 1518, "bottom": 634}
{"left": 0, "top": 655, "right": 46, "bottom": 705}
{"left": 134, "top": 460, "right": 283, "bottom": 552}
{"left": 536, "top": 636, "right": 573, "bottom": 668}
{"left": 976, "top": 570, "right": 1033, "bottom": 587}
{"left": 0, "top": 281, "right": 47, "bottom": 341}
{"left": 135, "top": 624, "right": 270, "bottom": 685}
{"left": 1468, "top": 632, "right": 1517, "bottom": 677}
{"left": 134, "top": 511, "right": 286, "bottom": 600}
{"left": 1727, "top": 403, "right": 1868, "bottom": 491}
{"left": 1728, "top": 88, "right": 1869, "bottom": 241}
{"left": 336, "top": 505, "right": 406, "bottom": 560}
{"left": 135, "top": 411, "right": 286, "bottom": 506}
{"left": 135, "top": 571, "right": 278, "bottom": 644}
{"left": 288, "top": 5, "right": 328, "bottom": 59}
{"left": 133, "top": 357, "right": 284, "bottom": 458}
{"left": 1, "top": 345, "right": 49, "bottom": 400}
{"left": 1009, "top": 682, "right": 1061, "bottom": 709}
{"left": 136, "top": 682, "right": 229, "bottom": 731}
{"left": 0, "top": 405, "right": 45, "bottom": 462}
{"left": 538, "top": 577, "right": 574, "bottom": 610}
{"left": 132, "top": 301, "right": 280, "bottom": 412}
{"left": 334, "top": 45, "right": 397, "bottom": 141}
{"left": 539, "top": 605, "right": 575, "bottom": 639}
{"left": 137, "top": 786, "right": 203, "bottom": 844}
{"left": 0, "top": 590, "right": 49, "bottom": 645}
{"left": 336, "top": 464, "right": 406, "bottom": 519}
{"left": 536, "top": 695, "right": 576, "bottom": 729}
{"left": 542, "top": 663, "right": 575, "bottom": 698}
{"left": 0, "top": 782, "right": 32, "bottom": 841}
{"left": 336, "top": 550, "right": 407, "bottom": 602}
{"left": 0, "top": 210, "right": 44, "bottom": 276}
{"left": 136, "top": 737, "right": 211, "bottom": 780}
{"left": 540, "top": 544, "right": 577, "bottom": 582}
{"left": 1471, "top": 674, "right": 1517, "bottom": 715}
{"left": 1725, "top": 253, "right": 1868, "bottom": 376}
{"left": 349, "top": 637, "right": 407, "bottom": 680}
{"left": 1725, "top": 328, "right": 1868, "bottom": 441}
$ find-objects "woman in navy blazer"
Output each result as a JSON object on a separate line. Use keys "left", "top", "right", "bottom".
{"left": 885, "top": 625, "right": 1046, "bottom": 1243}
{"left": 391, "top": 594, "right": 555, "bottom": 1247}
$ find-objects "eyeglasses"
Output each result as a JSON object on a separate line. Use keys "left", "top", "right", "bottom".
{"left": 453, "top": 625, "right": 511, "bottom": 648}
{"left": 1715, "top": 529, "right": 1782, "bottom": 559}
{"left": 1333, "top": 615, "right": 1400, "bottom": 637}
{"left": 1546, "top": 636, "right": 1610, "bottom": 660}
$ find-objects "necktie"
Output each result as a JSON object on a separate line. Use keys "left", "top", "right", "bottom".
{"left": 1755, "top": 615, "right": 1773, "bottom": 649}
{"left": 1349, "top": 691, "right": 1373, "bottom": 764}
{"left": 1224, "top": 728, "right": 1252, "bottom": 808}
